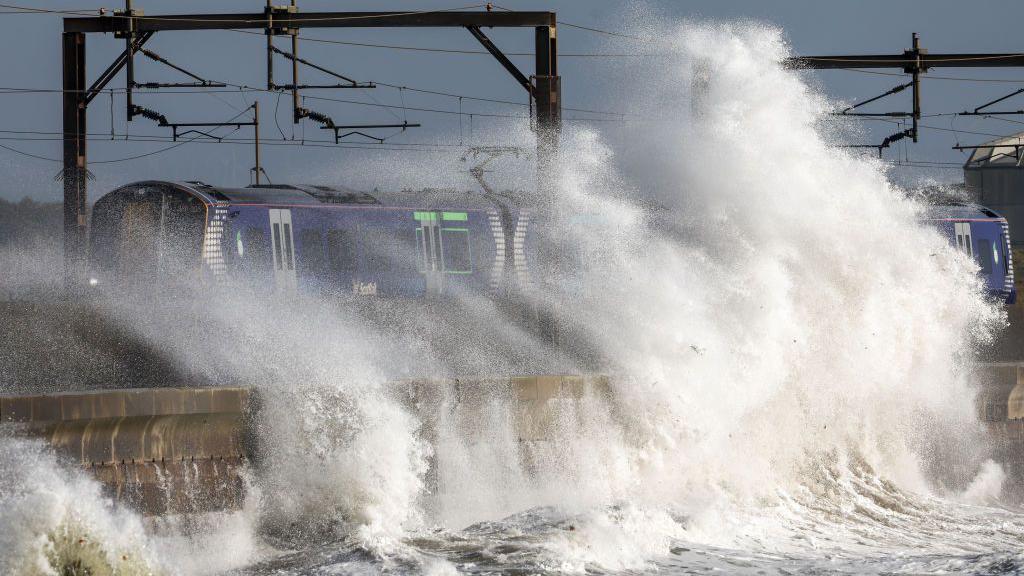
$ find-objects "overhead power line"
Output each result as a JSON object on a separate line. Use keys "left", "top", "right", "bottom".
{"left": 0, "top": 130, "right": 542, "bottom": 164}
{"left": 0, "top": 7, "right": 94, "bottom": 14}
{"left": 832, "top": 68, "right": 1024, "bottom": 84}
{"left": 229, "top": 28, "right": 655, "bottom": 58}
{"left": 489, "top": 3, "right": 652, "bottom": 42}
{"left": 554, "top": 20, "right": 651, "bottom": 42}
{"left": 0, "top": 83, "right": 635, "bottom": 119}
{"left": 0, "top": 141, "right": 62, "bottom": 162}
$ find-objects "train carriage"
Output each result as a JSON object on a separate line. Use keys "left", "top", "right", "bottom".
{"left": 89, "top": 181, "right": 529, "bottom": 298}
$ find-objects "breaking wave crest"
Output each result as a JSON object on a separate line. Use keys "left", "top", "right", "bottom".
{"left": 0, "top": 438, "right": 160, "bottom": 576}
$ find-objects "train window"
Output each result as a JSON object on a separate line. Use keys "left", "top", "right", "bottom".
{"left": 954, "top": 222, "right": 973, "bottom": 257}
{"left": 979, "top": 239, "right": 993, "bottom": 274}
{"left": 442, "top": 228, "right": 472, "bottom": 273}
{"left": 327, "top": 229, "right": 357, "bottom": 277}
{"left": 283, "top": 223, "right": 294, "bottom": 271}
{"left": 272, "top": 223, "right": 283, "bottom": 270}
{"left": 298, "top": 230, "right": 325, "bottom": 275}
{"left": 362, "top": 226, "right": 418, "bottom": 274}
{"left": 1002, "top": 236, "right": 1010, "bottom": 274}
{"left": 415, "top": 228, "right": 426, "bottom": 272}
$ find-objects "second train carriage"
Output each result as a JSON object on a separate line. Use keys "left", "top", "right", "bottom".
{"left": 89, "top": 180, "right": 532, "bottom": 297}
{"left": 923, "top": 202, "right": 1016, "bottom": 304}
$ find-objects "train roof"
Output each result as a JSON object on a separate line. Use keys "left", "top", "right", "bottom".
{"left": 923, "top": 202, "right": 1005, "bottom": 221}
{"left": 163, "top": 181, "right": 514, "bottom": 210}
{"left": 176, "top": 181, "right": 379, "bottom": 205}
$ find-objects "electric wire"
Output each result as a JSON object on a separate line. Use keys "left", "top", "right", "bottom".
{"left": 229, "top": 28, "right": 654, "bottom": 58}
{"left": 826, "top": 68, "right": 1024, "bottom": 84}
{"left": 982, "top": 115, "right": 1024, "bottom": 126}
{"left": 0, "top": 7, "right": 94, "bottom": 14}
{"left": 0, "top": 83, "right": 631, "bottom": 118}
{"left": 0, "top": 133, "right": 499, "bottom": 164}
{"left": 96, "top": 106, "right": 251, "bottom": 163}
{"left": 0, "top": 141, "right": 62, "bottom": 162}
{"left": 0, "top": 129, "right": 527, "bottom": 148}
{"left": 490, "top": 4, "right": 652, "bottom": 42}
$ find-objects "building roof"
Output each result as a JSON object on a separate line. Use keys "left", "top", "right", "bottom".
{"left": 964, "top": 132, "right": 1024, "bottom": 168}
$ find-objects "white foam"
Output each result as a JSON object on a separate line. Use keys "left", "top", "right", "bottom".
{"left": 0, "top": 437, "right": 160, "bottom": 576}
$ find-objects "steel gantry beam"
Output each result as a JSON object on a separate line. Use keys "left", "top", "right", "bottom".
{"left": 63, "top": 11, "right": 554, "bottom": 33}
{"left": 786, "top": 53, "right": 1024, "bottom": 70}
{"left": 60, "top": 8, "right": 561, "bottom": 289}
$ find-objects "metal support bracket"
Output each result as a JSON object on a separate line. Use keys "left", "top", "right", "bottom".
{"left": 954, "top": 142, "right": 1024, "bottom": 163}
{"left": 134, "top": 48, "right": 227, "bottom": 88}
{"left": 960, "top": 88, "right": 1024, "bottom": 116}
{"left": 842, "top": 128, "right": 914, "bottom": 157}
{"left": 466, "top": 25, "right": 534, "bottom": 96}
{"left": 85, "top": 30, "right": 153, "bottom": 106}
{"left": 319, "top": 121, "right": 421, "bottom": 143}
{"left": 128, "top": 104, "right": 257, "bottom": 141}
{"left": 267, "top": 45, "right": 374, "bottom": 90}
{"left": 836, "top": 81, "right": 913, "bottom": 116}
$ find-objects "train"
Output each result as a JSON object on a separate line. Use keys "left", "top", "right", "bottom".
{"left": 87, "top": 180, "right": 1017, "bottom": 304}
{"left": 88, "top": 180, "right": 532, "bottom": 297}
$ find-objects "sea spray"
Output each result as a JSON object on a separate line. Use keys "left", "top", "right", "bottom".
{"left": 93, "top": 290, "right": 432, "bottom": 554}
{"left": 0, "top": 437, "right": 160, "bottom": 576}
{"left": 0, "top": 15, "right": 1019, "bottom": 576}
{"left": 527, "top": 19, "right": 1007, "bottom": 554}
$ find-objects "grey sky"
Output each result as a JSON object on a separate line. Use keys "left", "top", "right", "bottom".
{"left": 2, "top": 0, "right": 1024, "bottom": 201}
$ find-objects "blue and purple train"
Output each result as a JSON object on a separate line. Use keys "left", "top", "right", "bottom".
{"left": 88, "top": 181, "right": 1017, "bottom": 304}
{"left": 88, "top": 180, "right": 531, "bottom": 297}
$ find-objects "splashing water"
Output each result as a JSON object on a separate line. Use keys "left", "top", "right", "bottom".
{"left": 4, "top": 18, "right": 1024, "bottom": 576}
{"left": 0, "top": 438, "right": 160, "bottom": 576}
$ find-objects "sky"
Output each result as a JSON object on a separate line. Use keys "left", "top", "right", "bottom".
{"left": 2, "top": 0, "right": 1024, "bottom": 201}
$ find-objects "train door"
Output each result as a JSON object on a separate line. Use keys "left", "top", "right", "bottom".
{"left": 119, "top": 200, "right": 159, "bottom": 283}
{"left": 416, "top": 211, "right": 445, "bottom": 295}
{"left": 269, "top": 208, "right": 297, "bottom": 292}
{"left": 955, "top": 222, "right": 974, "bottom": 257}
